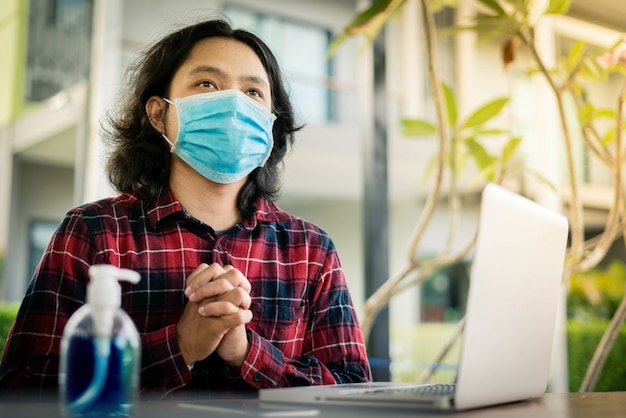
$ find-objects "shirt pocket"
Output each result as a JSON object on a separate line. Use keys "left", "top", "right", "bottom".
{"left": 252, "top": 302, "right": 308, "bottom": 357}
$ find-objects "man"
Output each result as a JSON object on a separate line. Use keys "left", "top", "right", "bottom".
{"left": 0, "top": 19, "right": 371, "bottom": 397}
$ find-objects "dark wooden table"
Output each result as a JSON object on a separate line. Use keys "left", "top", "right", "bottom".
{"left": 1, "top": 391, "right": 625, "bottom": 417}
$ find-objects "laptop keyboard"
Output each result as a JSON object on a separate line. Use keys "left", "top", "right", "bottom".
{"left": 363, "top": 383, "right": 456, "bottom": 397}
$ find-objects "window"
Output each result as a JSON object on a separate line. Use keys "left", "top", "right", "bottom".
{"left": 28, "top": 220, "right": 57, "bottom": 278}
{"left": 26, "top": 0, "right": 94, "bottom": 101}
{"left": 420, "top": 262, "right": 469, "bottom": 323}
{"left": 224, "top": 4, "right": 332, "bottom": 124}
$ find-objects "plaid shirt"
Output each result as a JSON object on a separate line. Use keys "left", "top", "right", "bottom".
{"left": 0, "top": 190, "right": 371, "bottom": 396}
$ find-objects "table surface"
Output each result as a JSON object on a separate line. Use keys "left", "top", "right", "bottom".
{"left": 1, "top": 391, "right": 625, "bottom": 418}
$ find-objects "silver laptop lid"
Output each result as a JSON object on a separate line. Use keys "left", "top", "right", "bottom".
{"left": 454, "top": 183, "right": 568, "bottom": 410}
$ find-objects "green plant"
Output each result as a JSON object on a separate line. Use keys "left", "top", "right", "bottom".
{"left": 567, "top": 319, "right": 626, "bottom": 392}
{"left": 333, "top": 0, "right": 626, "bottom": 391}
{"left": 402, "top": 83, "right": 520, "bottom": 185}
{"left": 569, "top": 260, "right": 626, "bottom": 320}
{"left": 0, "top": 303, "right": 19, "bottom": 355}
{"left": 0, "top": 246, "right": 4, "bottom": 297}
{"left": 332, "top": 0, "right": 529, "bottom": 343}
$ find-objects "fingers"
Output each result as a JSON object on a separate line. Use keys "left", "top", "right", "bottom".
{"left": 198, "top": 287, "right": 251, "bottom": 315}
{"left": 188, "top": 277, "right": 237, "bottom": 302}
{"left": 218, "top": 265, "right": 252, "bottom": 292}
{"left": 176, "top": 302, "right": 252, "bottom": 365}
{"left": 185, "top": 263, "right": 251, "bottom": 301}
{"left": 218, "top": 309, "right": 253, "bottom": 329}
{"left": 184, "top": 263, "right": 223, "bottom": 297}
{"left": 177, "top": 263, "right": 254, "bottom": 366}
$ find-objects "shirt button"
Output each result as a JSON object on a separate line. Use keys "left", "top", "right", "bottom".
{"left": 253, "top": 372, "right": 263, "bottom": 382}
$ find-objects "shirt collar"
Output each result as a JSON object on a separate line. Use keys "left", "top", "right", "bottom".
{"left": 146, "top": 189, "right": 185, "bottom": 227}
{"left": 146, "top": 189, "right": 293, "bottom": 229}
{"left": 248, "top": 197, "right": 292, "bottom": 227}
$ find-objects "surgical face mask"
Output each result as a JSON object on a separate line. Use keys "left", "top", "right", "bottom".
{"left": 161, "top": 89, "right": 276, "bottom": 184}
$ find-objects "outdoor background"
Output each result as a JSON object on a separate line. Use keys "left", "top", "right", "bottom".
{"left": 1, "top": 0, "right": 626, "bottom": 392}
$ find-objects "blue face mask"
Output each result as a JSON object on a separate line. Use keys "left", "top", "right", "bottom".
{"left": 162, "top": 89, "right": 276, "bottom": 184}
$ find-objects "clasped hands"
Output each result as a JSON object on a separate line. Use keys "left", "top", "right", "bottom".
{"left": 176, "top": 263, "right": 253, "bottom": 368}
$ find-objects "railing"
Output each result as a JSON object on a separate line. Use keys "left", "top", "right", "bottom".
{"left": 391, "top": 323, "right": 460, "bottom": 384}
{"left": 25, "top": 0, "right": 93, "bottom": 102}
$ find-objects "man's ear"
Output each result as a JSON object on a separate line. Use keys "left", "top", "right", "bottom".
{"left": 146, "top": 96, "right": 167, "bottom": 133}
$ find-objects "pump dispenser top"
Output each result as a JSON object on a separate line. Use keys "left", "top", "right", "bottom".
{"left": 87, "top": 265, "right": 140, "bottom": 338}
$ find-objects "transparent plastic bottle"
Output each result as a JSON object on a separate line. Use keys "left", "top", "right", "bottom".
{"left": 59, "top": 265, "right": 141, "bottom": 417}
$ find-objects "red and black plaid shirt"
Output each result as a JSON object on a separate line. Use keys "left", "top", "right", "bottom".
{"left": 0, "top": 190, "right": 371, "bottom": 397}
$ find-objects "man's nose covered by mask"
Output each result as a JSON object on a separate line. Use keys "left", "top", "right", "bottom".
{"left": 161, "top": 89, "right": 277, "bottom": 184}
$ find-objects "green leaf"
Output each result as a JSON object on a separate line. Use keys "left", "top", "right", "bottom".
{"left": 461, "top": 98, "right": 509, "bottom": 129}
{"left": 567, "top": 41, "right": 587, "bottom": 71}
{"left": 613, "top": 66, "right": 626, "bottom": 77}
{"left": 582, "top": 56, "right": 608, "bottom": 81}
{"left": 474, "top": 14, "right": 519, "bottom": 36}
{"left": 546, "top": 0, "right": 572, "bottom": 15}
{"left": 464, "top": 138, "right": 494, "bottom": 170}
{"left": 451, "top": 17, "right": 518, "bottom": 38}
{"left": 579, "top": 104, "right": 617, "bottom": 125}
{"left": 501, "top": 137, "right": 522, "bottom": 163}
{"left": 402, "top": 119, "right": 437, "bottom": 137}
{"left": 328, "top": 32, "right": 351, "bottom": 59}
{"left": 468, "top": 165, "right": 497, "bottom": 185}
{"left": 475, "top": 128, "right": 509, "bottom": 136}
{"left": 593, "top": 108, "right": 617, "bottom": 120}
{"left": 328, "top": 0, "right": 407, "bottom": 57}
{"left": 346, "top": 0, "right": 406, "bottom": 38}
{"left": 476, "top": 0, "right": 507, "bottom": 16}
{"left": 601, "top": 127, "right": 616, "bottom": 145}
{"left": 428, "top": 0, "right": 455, "bottom": 13}
{"left": 578, "top": 103, "right": 594, "bottom": 125}
{"left": 421, "top": 154, "right": 440, "bottom": 182}
{"left": 524, "top": 169, "right": 557, "bottom": 191}
{"left": 345, "top": 0, "right": 394, "bottom": 33}
{"left": 443, "top": 83, "right": 458, "bottom": 129}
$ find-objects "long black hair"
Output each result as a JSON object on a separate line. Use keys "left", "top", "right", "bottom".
{"left": 104, "top": 19, "right": 301, "bottom": 218}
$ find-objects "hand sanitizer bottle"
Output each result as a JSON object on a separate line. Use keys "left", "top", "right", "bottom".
{"left": 60, "top": 265, "right": 141, "bottom": 417}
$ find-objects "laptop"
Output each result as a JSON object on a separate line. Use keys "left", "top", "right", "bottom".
{"left": 259, "top": 183, "right": 569, "bottom": 411}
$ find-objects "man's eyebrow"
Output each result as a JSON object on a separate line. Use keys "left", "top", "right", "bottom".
{"left": 189, "top": 65, "right": 269, "bottom": 89}
{"left": 242, "top": 75, "right": 270, "bottom": 89}
{"left": 189, "top": 65, "right": 226, "bottom": 77}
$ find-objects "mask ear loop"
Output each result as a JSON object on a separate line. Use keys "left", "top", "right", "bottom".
{"left": 159, "top": 97, "right": 175, "bottom": 149}
{"left": 161, "top": 134, "right": 174, "bottom": 148}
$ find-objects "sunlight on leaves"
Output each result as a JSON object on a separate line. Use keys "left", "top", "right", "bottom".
{"left": 443, "top": 83, "right": 458, "bottom": 128}
{"left": 545, "top": 0, "right": 572, "bottom": 15}
{"left": 461, "top": 97, "right": 509, "bottom": 129}
{"left": 402, "top": 119, "right": 437, "bottom": 137}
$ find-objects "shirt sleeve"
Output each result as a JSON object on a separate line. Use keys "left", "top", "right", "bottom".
{"left": 238, "top": 249, "right": 372, "bottom": 388}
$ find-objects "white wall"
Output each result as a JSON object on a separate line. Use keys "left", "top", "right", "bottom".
{"left": 3, "top": 162, "right": 74, "bottom": 301}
